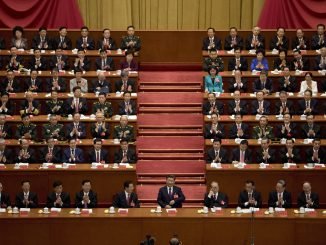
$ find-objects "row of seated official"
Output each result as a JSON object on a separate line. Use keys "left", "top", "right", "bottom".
{"left": 0, "top": 137, "right": 137, "bottom": 164}
{"left": 206, "top": 138, "right": 325, "bottom": 164}
{"left": 0, "top": 178, "right": 319, "bottom": 210}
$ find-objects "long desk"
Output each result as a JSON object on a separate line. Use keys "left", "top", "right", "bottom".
{"left": 206, "top": 164, "right": 326, "bottom": 207}
{"left": 0, "top": 208, "right": 325, "bottom": 245}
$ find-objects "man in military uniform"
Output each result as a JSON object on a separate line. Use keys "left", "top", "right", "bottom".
{"left": 16, "top": 114, "right": 37, "bottom": 140}
{"left": 120, "top": 25, "right": 141, "bottom": 52}
{"left": 113, "top": 115, "right": 134, "bottom": 141}
{"left": 203, "top": 49, "right": 224, "bottom": 72}
{"left": 45, "top": 90, "right": 64, "bottom": 115}
{"left": 42, "top": 114, "right": 65, "bottom": 140}
{"left": 252, "top": 116, "right": 274, "bottom": 139}
{"left": 92, "top": 92, "right": 113, "bottom": 118}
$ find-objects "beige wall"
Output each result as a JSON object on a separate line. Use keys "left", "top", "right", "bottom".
{"left": 77, "top": 0, "right": 265, "bottom": 30}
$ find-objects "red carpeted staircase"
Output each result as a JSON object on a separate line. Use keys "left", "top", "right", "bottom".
{"left": 136, "top": 71, "right": 207, "bottom": 207}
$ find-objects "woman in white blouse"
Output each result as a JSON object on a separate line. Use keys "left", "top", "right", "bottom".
{"left": 299, "top": 72, "right": 318, "bottom": 94}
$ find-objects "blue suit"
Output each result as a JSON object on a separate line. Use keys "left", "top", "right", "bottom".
{"left": 250, "top": 58, "right": 269, "bottom": 71}
{"left": 62, "top": 147, "right": 84, "bottom": 163}
{"left": 204, "top": 75, "right": 223, "bottom": 93}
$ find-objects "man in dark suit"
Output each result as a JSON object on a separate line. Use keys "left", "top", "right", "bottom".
{"left": 227, "top": 47, "right": 248, "bottom": 71}
{"left": 40, "top": 137, "right": 62, "bottom": 163}
{"left": 0, "top": 113, "right": 13, "bottom": 139}
{"left": 229, "top": 113, "right": 249, "bottom": 139}
{"left": 46, "top": 181, "right": 70, "bottom": 208}
{"left": 227, "top": 90, "right": 248, "bottom": 115}
{"left": 0, "top": 138, "right": 12, "bottom": 164}
{"left": 113, "top": 181, "right": 140, "bottom": 208}
{"left": 15, "top": 139, "right": 36, "bottom": 163}
{"left": 76, "top": 26, "right": 95, "bottom": 50}
{"left": 231, "top": 139, "right": 252, "bottom": 163}
{"left": 270, "top": 27, "right": 289, "bottom": 50}
{"left": 115, "top": 71, "right": 136, "bottom": 93}
{"left": 0, "top": 37, "right": 5, "bottom": 50}
{"left": 280, "top": 138, "right": 301, "bottom": 163}
{"left": 297, "top": 182, "right": 319, "bottom": 209}
{"left": 314, "top": 46, "right": 326, "bottom": 70}
{"left": 31, "top": 27, "right": 51, "bottom": 50}
{"left": 291, "top": 49, "right": 310, "bottom": 71}
{"left": 73, "top": 49, "right": 91, "bottom": 71}
{"left": 28, "top": 49, "right": 48, "bottom": 71}
{"left": 245, "top": 26, "right": 265, "bottom": 50}
{"left": 24, "top": 70, "right": 42, "bottom": 92}
{"left": 0, "top": 182, "right": 11, "bottom": 208}
{"left": 238, "top": 180, "right": 262, "bottom": 208}
{"left": 0, "top": 69, "right": 20, "bottom": 93}
{"left": 204, "top": 113, "right": 224, "bottom": 139}
{"left": 92, "top": 72, "right": 112, "bottom": 94}
{"left": 275, "top": 91, "right": 295, "bottom": 115}
{"left": 311, "top": 24, "right": 326, "bottom": 50}
{"left": 97, "top": 28, "right": 117, "bottom": 50}
{"left": 75, "top": 180, "right": 97, "bottom": 208}
{"left": 297, "top": 89, "right": 318, "bottom": 115}
{"left": 114, "top": 138, "right": 137, "bottom": 163}
{"left": 268, "top": 180, "right": 292, "bottom": 208}
{"left": 228, "top": 71, "right": 248, "bottom": 93}
{"left": 251, "top": 91, "right": 270, "bottom": 115}
{"left": 204, "top": 181, "right": 228, "bottom": 208}
{"left": 6, "top": 47, "right": 24, "bottom": 71}
{"left": 157, "top": 175, "right": 186, "bottom": 208}
{"left": 206, "top": 138, "right": 227, "bottom": 163}
{"left": 0, "top": 92, "right": 14, "bottom": 116}
{"left": 291, "top": 29, "right": 310, "bottom": 50}
{"left": 45, "top": 69, "right": 66, "bottom": 92}
{"left": 49, "top": 49, "right": 70, "bottom": 71}
{"left": 15, "top": 180, "right": 38, "bottom": 208}
{"left": 224, "top": 27, "right": 243, "bottom": 50}
{"left": 95, "top": 49, "right": 115, "bottom": 71}
{"left": 66, "top": 113, "right": 87, "bottom": 139}
{"left": 88, "top": 138, "right": 108, "bottom": 163}
{"left": 91, "top": 112, "right": 110, "bottom": 139}
{"left": 276, "top": 113, "right": 297, "bottom": 139}
{"left": 253, "top": 70, "right": 273, "bottom": 94}
{"left": 301, "top": 114, "right": 321, "bottom": 139}
{"left": 305, "top": 138, "right": 325, "bottom": 164}
{"left": 202, "top": 27, "right": 221, "bottom": 51}
{"left": 278, "top": 68, "right": 297, "bottom": 92}
{"left": 118, "top": 92, "right": 137, "bottom": 115}
{"left": 256, "top": 138, "right": 276, "bottom": 164}
{"left": 62, "top": 138, "right": 84, "bottom": 163}
{"left": 64, "top": 86, "right": 88, "bottom": 115}
{"left": 203, "top": 92, "right": 224, "bottom": 115}
{"left": 51, "top": 26, "right": 72, "bottom": 50}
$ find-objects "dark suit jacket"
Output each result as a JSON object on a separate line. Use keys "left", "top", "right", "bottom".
{"left": 39, "top": 146, "right": 62, "bottom": 163}
{"left": 227, "top": 99, "right": 248, "bottom": 115}
{"left": 15, "top": 192, "right": 38, "bottom": 208}
{"left": 90, "top": 123, "right": 110, "bottom": 139}
{"left": 31, "top": 35, "right": 52, "bottom": 50}
{"left": 280, "top": 147, "right": 301, "bottom": 163}
{"left": 115, "top": 79, "right": 136, "bottom": 93}
{"left": 157, "top": 186, "right": 185, "bottom": 208}
{"left": 114, "top": 148, "right": 137, "bottom": 163}
{"left": 112, "top": 191, "right": 140, "bottom": 208}
{"left": 75, "top": 190, "right": 97, "bottom": 208}
{"left": 268, "top": 191, "right": 292, "bottom": 208}
{"left": 231, "top": 148, "right": 252, "bottom": 163}
{"left": 206, "top": 147, "right": 228, "bottom": 163}
{"left": 204, "top": 192, "right": 228, "bottom": 208}
{"left": 202, "top": 101, "right": 224, "bottom": 115}
{"left": 0, "top": 38, "right": 5, "bottom": 49}
{"left": 245, "top": 34, "right": 265, "bottom": 50}
{"left": 0, "top": 102, "right": 14, "bottom": 116}
{"left": 238, "top": 190, "right": 262, "bottom": 208}
{"left": 72, "top": 57, "right": 91, "bottom": 71}
{"left": 297, "top": 191, "right": 319, "bottom": 208}
{"left": 6, "top": 55, "right": 24, "bottom": 70}
{"left": 0, "top": 78, "right": 21, "bottom": 93}
{"left": 253, "top": 78, "right": 273, "bottom": 93}
{"left": 49, "top": 55, "right": 70, "bottom": 70}
{"left": 290, "top": 57, "right": 310, "bottom": 71}
{"left": 51, "top": 36, "right": 72, "bottom": 50}
{"left": 276, "top": 123, "right": 297, "bottom": 139}
{"left": 224, "top": 35, "right": 244, "bottom": 50}
{"left": 46, "top": 192, "right": 71, "bottom": 208}
{"left": 275, "top": 100, "right": 295, "bottom": 115}
{"left": 88, "top": 149, "right": 109, "bottom": 163}
{"left": 62, "top": 147, "right": 84, "bottom": 163}
{"left": 28, "top": 57, "right": 48, "bottom": 71}
{"left": 291, "top": 36, "right": 310, "bottom": 50}
{"left": 15, "top": 148, "right": 36, "bottom": 163}
{"left": 204, "top": 123, "right": 224, "bottom": 139}
{"left": 228, "top": 78, "right": 248, "bottom": 93}
{"left": 45, "top": 77, "right": 66, "bottom": 92}
{"left": 229, "top": 123, "right": 249, "bottom": 139}
{"left": 92, "top": 80, "right": 111, "bottom": 93}
{"left": 95, "top": 57, "right": 115, "bottom": 71}
{"left": 65, "top": 97, "right": 88, "bottom": 115}
{"left": 118, "top": 101, "right": 137, "bottom": 115}
{"left": 311, "top": 34, "right": 326, "bottom": 50}
{"left": 270, "top": 35, "right": 289, "bottom": 50}
{"left": 202, "top": 36, "right": 222, "bottom": 50}
{"left": 0, "top": 148, "right": 13, "bottom": 164}
{"left": 227, "top": 57, "right": 248, "bottom": 71}
{"left": 278, "top": 77, "right": 297, "bottom": 92}
{"left": 24, "top": 77, "right": 42, "bottom": 92}
{"left": 97, "top": 37, "right": 117, "bottom": 50}
{"left": 255, "top": 148, "right": 276, "bottom": 163}
{"left": 0, "top": 192, "right": 11, "bottom": 208}
{"left": 66, "top": 122, "right": 86, "bottom": 139}
{"left": 301, "top": 123, "right": 321, "bottom": 139}
{"left": 297, "top": 99, "right": 318, "bottom": 115}
{"left": 305, "top": 147, "right": 326, "bottom": 163}
{"left": 273, "top": 58, "right": 290, "bottom": 70}
{"left": 314, "top": 55, "right": 326, "bottom": 70}
{"left": 251, "top": 100, "right": 270, "bottom": 115}
{"left": 76, "top": 37, "right": 95, "bottom": 50}
{"left": 120, "top": 60, "right": 138, "bottom": 71}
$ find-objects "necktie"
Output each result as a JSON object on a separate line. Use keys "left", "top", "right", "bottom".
{"left": 0, "top": 125, "right": 3, "bottom": 131}
{"left": 213, "top": 194, "right": 216, "bottom": 200}
{"left": 278, "top": 193, "right": 282, "bottom": 207}
{"left": 215, "top": 151, "right": 219, "bottom": 158}
{"left": 75, "top": 99, "right": 79, "bottom": 113}
{"left": 168, "top": 188, "right": 172, "bottom": 197}
{"left": 84, "top": 193, "right": 88, "bottom": 208}
{"left": 237, "top": 124, "right": 241, "bottom": 130}
{"left": 306, "top": 100, "right": 310, "bottom": 109}
{"left": 306, "top": 194, "right": 310, "bottom": 201}
{"left": 49, "top": 147, "right": 53, "bottom": 155}
{"left": 240, "top": 150, "right": 245, "bottom": 162}
{"left": 102, "top": 59, "right": 105, "bottom": 70}
{"left": 248, "top": 193, "right": 252, "bottom": 200}
{"left": 96, "top": 151, "right": 100, "bottom": 162}
{"left": 126, "top": 193, "right": 130, "bottom": 204}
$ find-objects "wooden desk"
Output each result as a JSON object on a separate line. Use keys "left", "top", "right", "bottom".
{"left": 0, "top": 164, "right": 136, "bottom": 207}
{"left": 206, "top": 164, "right": 326, "bottom": 207}
{"left": 0, "top": 208, "right": 325, "bottom": 245}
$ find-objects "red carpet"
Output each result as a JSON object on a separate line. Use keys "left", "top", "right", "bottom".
{"left": 138, "top": 92, "right": 202, "bottom": 104}
{"left": 139, "top": 71, "right": 203, "bottom": 83}
{"left": 138, "top": 114, "right": 203, "bottom": 126}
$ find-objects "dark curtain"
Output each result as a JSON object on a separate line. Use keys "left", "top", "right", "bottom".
{"left": 0, "top": 0, "right": 84, "bottom": 28}
{"left": 258, "top": 0, "right": 326, "bottom": 28}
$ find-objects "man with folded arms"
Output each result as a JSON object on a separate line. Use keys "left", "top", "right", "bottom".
{"left": 112, "top": 181, "right": 140, "bottom": 208}
{"left": 204, "top": 181, "right": 228, "bottom": 208}
{"left": 75, "top": 180, "right": 97, "bottom": 209}
{"left": 157, "top": 175, "right": 185, "bottom": 208}
{"left": 0, "top": 182, "right": 11, "bottom": 208}
{"left": 297, "top": 182, "right": 319, "bottom": 209}
{"left": 238, "top": 180, "right": 262, "bottom": 208}
{"left": 268, "top": 180, "right": 292, "bottom": 208}
{"left": 46, "top": 180, "right": 70, "bottom": 208}
{"left": 206, "top": 138, "right": 227, "bottom": 163}
{"left": 15, "top": 180, "right": 38, "bottom": 208}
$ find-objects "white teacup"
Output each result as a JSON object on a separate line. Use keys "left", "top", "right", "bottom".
{"left": 299, "top": 207, "right": 305, "bottom": 214}
{"left": 13, "top": 207, "right": 19, "bottom": 213}
{"left": 44, "top": 207, "right": 49, "bottom": 213}
{"left": 156, "top": 206, "right": 162, "bottom": 212}
{"left": 259, "top": 163, "right": 266, "bottom": 169}
{"left": 109, "top": 206, "right": 115, "bottom": 213}
{"left": 203, "top": 206, "right": 209, "bottom": 213}
{"left": 236, "top": 207, "right": 241, "bottom": 213}
{"left": 269, "top": 207, "right": 274, "bottom": 213}
{"left": 75, "top": 207, "right": 80, "bottom": 214}
{"left": 283, "top": 163, "right": 289, "bottom": 168}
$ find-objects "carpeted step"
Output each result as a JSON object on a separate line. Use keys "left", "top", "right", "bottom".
{"left": 137, "top": 153, "right": 204, "bottom": 160}
{"left": 138, "top": 107, "right": 202, "bottom": 113}
{"left": 139, "top": 85, "right": 202, "bottom": 92}
{"left": 138, "top": 128, "right": 203, "bottom": 136}
{"left": 137, "top": 177, "right": 205, "bottom": 184}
